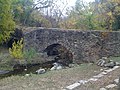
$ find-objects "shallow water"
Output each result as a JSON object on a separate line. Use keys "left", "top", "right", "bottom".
{"left": 0, "top": 62, "right": 54, "bottom": 79}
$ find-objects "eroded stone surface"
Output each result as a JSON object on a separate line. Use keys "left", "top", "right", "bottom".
{"left": 99, "top": 88, "right": 107, "bottom": 90}
{"left": 114, "top": 78, "right": 119, "bottom": 84}
{"left": 66, "top": 82, "right": 81, "bottom": 90}
{"left": 23, "top": 28, "right": 120, "bottom": 64}
{"left": 105, "top": 84, "right": 117, "bottom": 88}
{"left": 36, "top": 68, "right": 46, "bottom": 74}
{"left": 50, "top": 63, "right": 63, "bottom": 70}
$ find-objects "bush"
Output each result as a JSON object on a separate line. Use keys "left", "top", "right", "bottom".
{"left": 9, "top": 38, "right": 23, "bottom": 59}
{"left": 23, "top": 48, "right": 37, "bottom": 60}
{"left": 9, "top": 38, "right": 38, "bottom": 64}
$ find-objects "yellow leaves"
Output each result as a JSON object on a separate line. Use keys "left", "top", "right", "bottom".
{"left": 111, "top": 0, "right": 120, "bottom": 3}
{"left": 107, "top": 12, "right": 112, "bottom": 16}
{"left": 30, "top": 11, "right": 52, "bottom": 28}
{"left": 9, "top": 38, "right": 23, "bottom": 59}
{"left": 98, "top": 4, "right": 102, "bottom": 8}
{"left": 101, "top": 32, "right": 109, "bottom": 39}
{"left": 66, "top": 18, "right": 77, "bottom": 28}
{"left": 16, "top": 6, "right": 24, "bottom": 13}
{"left": 59, "top": 17, "right": 77, "bottom": 29}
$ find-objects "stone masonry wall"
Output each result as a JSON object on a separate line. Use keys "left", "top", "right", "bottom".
{"left": 23, "top": 28, "right": 120, "bottom": 64}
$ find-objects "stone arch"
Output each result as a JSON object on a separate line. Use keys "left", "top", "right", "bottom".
{"left": 43, "top": 43, "right": 61, "bottom": 56}
{"left": 43, "top": 43, "right": 73, "bottom": 66}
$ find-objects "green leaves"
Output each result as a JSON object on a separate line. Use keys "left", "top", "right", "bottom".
{"left": 0, "top": 0, "right": 15, "bottom": 43}
{"left": 60, "top": 0, "right": 120, "bottom": 30}
{"left": 23, "top": 48, "right": 37, "bottom": 60}
{"left": 97, "top": 0, "right": 120, "bottom": 30}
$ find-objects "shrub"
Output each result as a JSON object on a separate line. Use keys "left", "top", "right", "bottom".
{"left": 9, "top": 38, "right": 38, "bottom": 64}
{"left": 9, "top": 38, "right": 23, "bottom": 59}
{"left": 23, "top": 48, "right": 37, "bottom": 63}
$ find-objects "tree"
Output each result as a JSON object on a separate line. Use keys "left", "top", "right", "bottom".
{"left": 13, "top": 0, "right": 53, "bottom": 26}
{"left": 0, "top": 0, "right": 15, "bottom": 43}
{"left": 30, "top": 10, "right": 52, "bottom": 27}
{"left": 13, "top": 0, "right": 33, "bottom": 25}
{"left": 60, "top": 0, "right": 120, "bottom": 30}
{"left": 94, "top": 0, "right": 120, "bottom": 30}
{"left": 60, "top": 0, "right": 98, "bottom": 30}
{"left": 35, "top": 0, "right": 69, "bottom": 28}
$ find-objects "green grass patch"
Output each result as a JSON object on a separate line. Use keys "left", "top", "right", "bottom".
{"left": 0, "top": 63, "right": 101, "bottom": 90}
{"left": 109, "top": 56, "right": 120, "bottom": 63}
{"left": 0, "top": 53, "right": 14, "bottom": 70}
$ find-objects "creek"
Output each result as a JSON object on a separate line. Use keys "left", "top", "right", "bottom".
{"left": 0, "top": 61, "right": 54, "bottom": 79}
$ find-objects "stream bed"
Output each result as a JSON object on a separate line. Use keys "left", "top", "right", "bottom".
{"left": 0, "top": 62, "right": 54, "bottom": 79}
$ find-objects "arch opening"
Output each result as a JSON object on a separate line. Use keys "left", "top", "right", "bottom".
{"left": 43, "top": 43, "right": 73, "bottom": 66}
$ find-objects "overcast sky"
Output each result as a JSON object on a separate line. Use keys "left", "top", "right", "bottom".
{"left": 34, "top": 0, "right": 95, "bottom": 16}
{"left": 67, "top": 0, "right": 95, "bottom": 6}
{"left": 60, "top": 0, "right": 95, "bottom": 16}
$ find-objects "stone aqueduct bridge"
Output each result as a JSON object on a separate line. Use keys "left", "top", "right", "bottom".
{"left": 23, "top": 28, "right": 120, "bottom": 63}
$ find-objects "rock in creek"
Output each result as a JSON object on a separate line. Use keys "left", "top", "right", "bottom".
{"left": 36, "top": 68, "right": 46, "bottom": 74}
{"left": 50, "top": 62, "right": 63, "bottom": 71}
{"left": 96, "top": 57, "right": 119, "bottom": 68}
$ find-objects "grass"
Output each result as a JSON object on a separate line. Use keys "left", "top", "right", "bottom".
{"left": 0, "top": 46, "right": 120, "bottom": 90}
{"left": 109, "top": 56, "right": 120, "bottom": 63}
{"left": 0, "top": 64, "right": 102, "bottom": 90}
{"left": 0, "top": 46, "right": 45, "bottom": 70}
{"left": 0, "top": 53, "right": 14, "bottom": 70}
{"left": 0, "top": 62, "right": 119, "bottom": 90}
{"left": 0, "top": 46, "right": 13, "bottom": 70}
{"left": 0, "top": 61, "right": 119, "bottom": 90}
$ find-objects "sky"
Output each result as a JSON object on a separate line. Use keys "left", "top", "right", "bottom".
{"left": 60, "top": 0, "right": 95, "bottom": 16}
{"left": 68, "top": 0, "right": 95, "bottom": 7}
{"left": 34, "top": 0, "right": 95, "bottom": 16}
